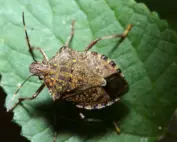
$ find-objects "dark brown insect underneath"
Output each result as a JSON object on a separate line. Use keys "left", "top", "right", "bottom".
{"left": 8, "top": 12, "right": 132, "bottom": 138}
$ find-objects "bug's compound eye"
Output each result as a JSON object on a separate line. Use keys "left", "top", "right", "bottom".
{"left": 39, "top": 76, "right": 44, "bottom": 80}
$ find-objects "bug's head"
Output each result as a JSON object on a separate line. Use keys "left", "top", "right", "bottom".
{"left": 29, "top": 61, "right": 48, "bottom": 78}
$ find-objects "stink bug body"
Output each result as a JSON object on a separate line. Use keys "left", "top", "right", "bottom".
{"left": 8, "top": 12, "right": 132, "bottom": 136}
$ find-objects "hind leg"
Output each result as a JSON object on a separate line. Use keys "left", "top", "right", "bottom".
{"left": 84, "top": 24, "right": 133, "bottom": 52}
{"left": 113, "top": 121, "right": 121, "bottom": 134}
{"left": 78, "top": 112, "right": 121, "bottom": 134}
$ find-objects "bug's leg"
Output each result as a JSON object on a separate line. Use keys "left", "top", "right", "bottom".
{"left": 79, "top": 112, "right": 103, "bottom": 122}
{"left": 7, "top": 83, "right": 45, "bottom": 112}
{"left": 84, "top": 24, "right": 133, "bottom": 51}
{"left": 79, "top": 112, "right": 86, "bottom": 119}
{"left": 13, "top": 74, "right": 34, "bottom": 97}
{"left": 79, "top": 113, "right": 120, "bottom": 133}
{"left": 65, "top": 20, "right": 75, "bottom": 47}
{"left": 113, "top": 121, "right": 120, "bottom": 134}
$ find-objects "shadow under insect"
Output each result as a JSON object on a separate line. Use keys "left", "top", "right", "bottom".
{"left": 27, "top": 73, "right": 129, "bottom": 138}
{"left": 30, "top": 98, "right": 129, "bottom": 138}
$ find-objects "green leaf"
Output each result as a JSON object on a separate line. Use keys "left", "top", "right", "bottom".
{"left": 0, "top": 0, "right": 177, "bottom": 142}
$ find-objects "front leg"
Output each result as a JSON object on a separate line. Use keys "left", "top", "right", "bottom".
{"left": 7, "top": 83, "right": 45, "bottom": 112}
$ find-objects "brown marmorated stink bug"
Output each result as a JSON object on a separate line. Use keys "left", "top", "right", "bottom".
{"left": 8, "top": 12, "right": 132, "bottom": 136}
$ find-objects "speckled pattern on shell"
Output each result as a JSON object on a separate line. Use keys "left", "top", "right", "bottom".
{"left": 43, "top": 46, "right": 128, "bottom": 110}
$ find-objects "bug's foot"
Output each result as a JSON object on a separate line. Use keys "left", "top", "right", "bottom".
{"left": 79, "top": 112, "right": 86, "bottom": 119}
{"left": 113, "top": 121, "right": 121, "bottom": 134}
{"left": 7, "top": 104, "right": 18, "bottom": 112}
{"left": 122, "top": 24, "right": 133, "bottom": 38}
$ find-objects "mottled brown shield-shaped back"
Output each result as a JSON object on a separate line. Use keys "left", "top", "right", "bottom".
{"left": 43, "top": 47, "right": 107, "bottom": 101}
{"left": 59, "top": 48, "right": 128, "bottom": 110}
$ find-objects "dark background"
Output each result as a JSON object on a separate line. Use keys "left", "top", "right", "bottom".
{"left": 0, "top": 0, "right": 177, "bottom": 142}
{"left": 136, "top": 0, "right": 177, "bottom": 32}
{"left": 0, "top": 87, "right": 29, "bottom": 142}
